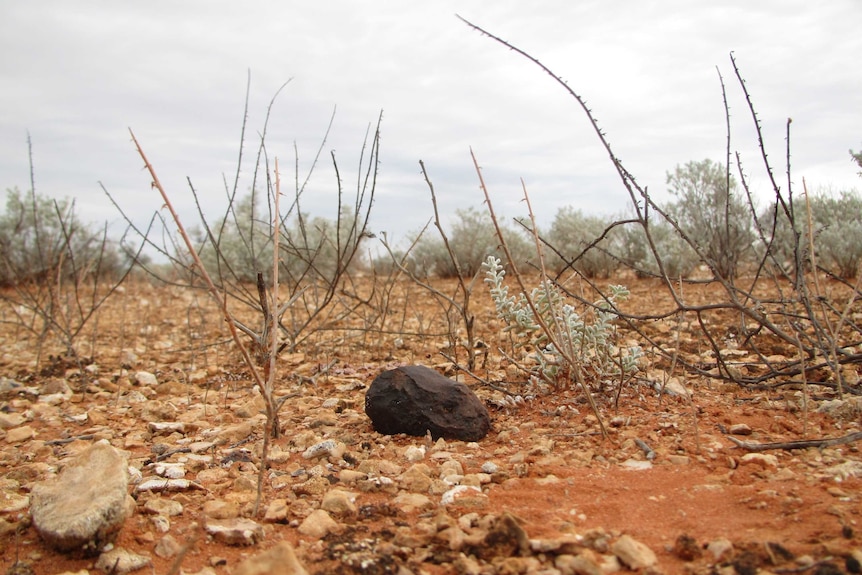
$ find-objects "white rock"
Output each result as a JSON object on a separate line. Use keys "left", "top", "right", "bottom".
{"left": 94, "top": 547, "right": 152, "bottom": 574}
{"left": 233, "top": 541, "right": 309, "bottom": 575}
{"left": 403, "top": 445, "right": 426, "bottom": 462}
{"left": 30, "top": 441, "right": 132, "bottom": 553}
{"left": 298, "top": 509, "right": 340, "bottom": 538}
{"left": 135, "top": 371, "right": 158, "bottom": 386}
{"left": 611, "top": 534, "right": 657, "bottom": 569}
{"left": 204, "top": 518, "right": 264, "bottom": 546}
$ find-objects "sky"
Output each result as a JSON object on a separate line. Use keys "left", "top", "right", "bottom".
{"left": 1, "top": 1, "right": 860, "bottom": 254}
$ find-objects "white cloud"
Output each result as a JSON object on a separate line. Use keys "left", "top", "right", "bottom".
{"left": 1, "top": 0, "right": 859, "bottom": 251}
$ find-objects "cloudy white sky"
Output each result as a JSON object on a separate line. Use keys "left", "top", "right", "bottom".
{"left": 2, "top": 1, "right": 860, "bottom": 251}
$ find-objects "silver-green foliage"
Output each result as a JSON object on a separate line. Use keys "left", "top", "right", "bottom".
{"left": 411, "top": 206, "right": 532, "bottom": 278}
{"left": 665, "top": 159, "right": 753, "bottom": 280}
{"left": 546, "top": 207, "right": 620, "bottom": 278}
{"left": 758, "top": 189, "right": 862, "bottom": 279}
{"left": 483, "top": 255, "right": 641, "bottom": 390}
{"left": 619, "top": 220, "right": 700, "bottom": 279}
{"left": 0, "top": 187, "right": 126, "bottom": 287}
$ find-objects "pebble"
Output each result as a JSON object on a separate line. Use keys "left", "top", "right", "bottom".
{"left": 298, "top": 509, "right": 340, "bottom": 538}
{"left": 611, "top": 534, "right": 657, "bottom": 569}
{"left": 204, "top": 517, "right": 263, "bottom": 545}
{"left": 740, "top": 453, "right": 779, "bottom": 468}
{"left": 135, "top": 371, "right": 158, "bottom": 386}
{"left": 5, "top": 425, "right": 35, "bottom": 443}
{"left": 94, "top": 547, "right": 152, "bottom": 574}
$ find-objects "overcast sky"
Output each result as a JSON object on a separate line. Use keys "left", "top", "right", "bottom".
{"left": 2, "top": 1, "right": 860, "bottom": 252}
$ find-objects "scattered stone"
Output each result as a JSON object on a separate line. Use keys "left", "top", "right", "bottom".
{"left": 555, "top": 553, "right": 603, "bottom": 575}
{"left": 154, "top": 534, "right": 182, "bottom": 558}
{"left": 136, "top": 478, "right": 204, "bottom": 493}
{"left": 0, "top": 490, "right": 29, "bottom": 514}
{"left": 707, "top": 538, "right": 734, "bottom": 561}
{"left": 662, "top": 377, "right": 689, "bottom": 398}
{"left": 672, "top": 533, "right": 702, "bottom": 561}
{"left": 611, "top": 534, "right": 657, "bottom": 570}
{"left": 152, "top": 463, "right": 186, "bottom": 479}
{"left": 30, "top": 440, "right": 132, "bottom": 554}
{"left": 403, "top": 445, "right": 426, "bottom": 462}
{"left": 302, "top": 439, "right": 345, "bottom": 461}
{"left": 233, "top": 541, "right": 309, "bottom": 575}
{"left": 621, "top": 459, "right": 652, "bottom": 471}
{"left": 202, "top": 499, "right": 240, "bottom": 519}
{"left": 147, "top": 421, "right": 186, "bottom": 435}
{"left": 0, "top": 412, "right": 27, "bottom": 429}
{"left": 298, "top": 509, "right": 340, "bottom": 538}
{"left": 142, "top": 497, "right": 183, "bottom": 517}
{"left": 740, "top": 453, "right": 779, "bottom": 468}
{"left": 667, "top": 455, "right": 691, "bottom": 465}
{"left": 321, "top": 489, "right": 357, "bottom": 517}
{"left": 400, "top": 464, "right": 434, "bottom": 493}
{"left": 94, "top": 547, "right": 152, "bottom": 574}
{"left": 204, "top": 517, "right": 263, "bottom": 546}
{"left": 364, "top": 365, "right": 491, "bottom": 441}
{"left": 468, "top": 512, "right": 529, "bottom": 561}
{"left": 134, "top": 371, "right": 158, "bottom": 386}
{"left": 729, "top": 423, "right": 753, "bottom": 435}
{"left": 263, "top": 499, "right": 290, "bottom": 523}
{"left": 392, "top": 492, "right": 434, "bottom": 513}
{"left": 441, "top": 485, "right": 488, "bottom": 508}
{"left": 5, "top": 425, "right": 35, "bottom": 443}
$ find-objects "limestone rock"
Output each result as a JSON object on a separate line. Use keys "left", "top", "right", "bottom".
{"left": 154, "top": 534, "right": 182, "bottom": 558}
{"left": 365, "top": 365, "right": 491, "bottom": 441}
{"left": 611, "top": 534, "right": 657, "bottom": 570}
{"left": 298, "top": 509, "right": 340, "bottom": 538}
{"left": 5, "top": 425, "right": 35, "bottom": 443}
{"left": 233, "top": 541, "right": 309, "bottom": 575}
{"left": 30, "top": 440, "right": 132, "bottom": 554}
{"left": 321, "top": 489, "right": 357, "bottom": 517}
{"left": 94, "top": 547, "right": 152, "bottom": 574}
{"left": 134, "top": 371, "right": 158, "bottom": 386}
{"left": 204, "top": 518, "right": 263, "bottom": 546}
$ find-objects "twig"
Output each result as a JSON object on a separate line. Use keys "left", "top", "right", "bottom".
{"left": 725, "top": 431, "right": 862, "bottom": 452}
{"left": 44, "top": 434, "right": 95, "bottom": 445}
{"left": 438, "top": 351, "right": 517, "bottom": 396}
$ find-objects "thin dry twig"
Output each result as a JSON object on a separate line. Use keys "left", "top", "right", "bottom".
{"left": 725, "top": 431, "right": 862, "bottom": 452}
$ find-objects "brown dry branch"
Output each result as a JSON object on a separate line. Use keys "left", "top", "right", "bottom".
{"left": 128, "top": 129, "right": 277, "bottom": 516}
{"left": 459, "top": 16, "right": 861, "bottom": 402}
{"left": 379, "top": 160, "right": 483, "bottom": 372}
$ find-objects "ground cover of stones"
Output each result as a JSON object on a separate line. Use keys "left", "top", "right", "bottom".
{"left": 1, "top": 277, "right": 861, "bottom": 575}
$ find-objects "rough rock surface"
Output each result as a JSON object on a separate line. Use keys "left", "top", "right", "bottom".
{"left": 365, "top": 365, "right": 491, "bottom": 441}
{"left": 233, "top": 541, "right": 309, "bottom": 575}
{"left": 29, "top": 440, "right": 132, "bottom": 553}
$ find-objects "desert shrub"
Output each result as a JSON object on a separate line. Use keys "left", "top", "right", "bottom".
{"left": 757, "top": 189, "right": 862, "bottom": 278}
{"left": 618, "top": 219, "right": 700, "bottom": 279}
{"left": 665, "top": 159, "right": 754, "bottom": 280}
{"left": 545, "top": 206, "right": 620, "bottom": 278}
{"left": 195, "top": 190, "right": 272, "bottom": 284}
{"left": 194, "top": 190, "right": 368, "bottom": 286}
{"left": 0, "top": 187, "right": 127, "bottom": 287}
{"left": 809, "top": 190, "right": 862, "bottom": 278}
{"left": 483, "top": 255, "right": 641, "bottom": 391}
{"left": 410, "top": 206, "right": 532, "bottom": 278}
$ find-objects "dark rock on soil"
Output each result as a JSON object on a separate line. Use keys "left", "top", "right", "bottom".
{"left": 365, "top": 365, "right": 491, "bottom": 441}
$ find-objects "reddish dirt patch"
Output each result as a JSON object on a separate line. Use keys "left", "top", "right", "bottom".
{"left": 1, "top": 277, "right": 860, "bottom": 574}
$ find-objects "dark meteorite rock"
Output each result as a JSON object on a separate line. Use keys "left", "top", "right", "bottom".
{"left": 365, "top": 365, "right": 491, "bottom": 441}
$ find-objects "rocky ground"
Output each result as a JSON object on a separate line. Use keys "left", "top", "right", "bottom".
{"left": 1, "top": 278, "right": 861, "bottom": 575}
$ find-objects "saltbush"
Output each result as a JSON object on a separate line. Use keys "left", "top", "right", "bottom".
{"left": 483, "top": 255, "right": 642, "bottom": 391}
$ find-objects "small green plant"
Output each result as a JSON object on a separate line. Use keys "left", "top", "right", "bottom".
{"left": 483, "top": 255, "right": 642, "bottom": 392}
